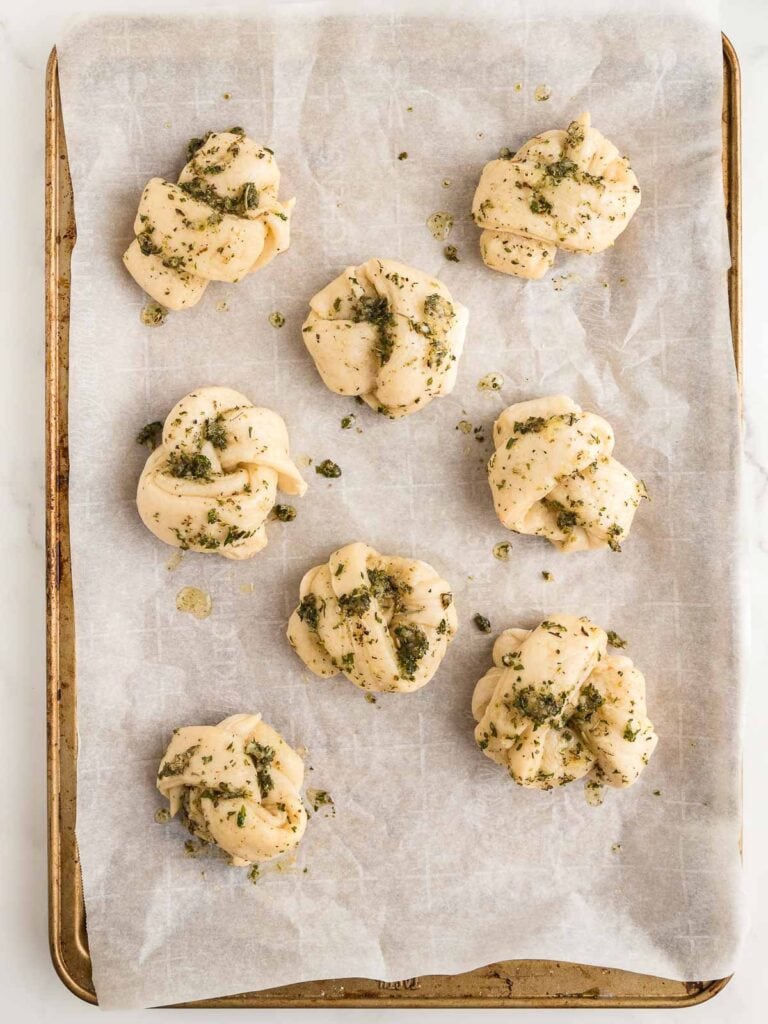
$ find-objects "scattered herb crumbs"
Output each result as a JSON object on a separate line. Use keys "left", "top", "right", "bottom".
{"left": 444, "top": 244, "right": 460, "bottom": 262}
{"left": 154, "top": 807, "right": 171, "bottom": 823}
{"left": 364, "top": 693, "right": 377, "bottom": 705}
{"left": 341, "top": 414, "right": 356, "bottom": 429}
{"left": 653, "top": 789, "right": 661, "bottom": 796}
{"left": 268, "top": 311, "right": 286, "bottom": 328}
{"left": 136, "top": 420, "right": 163, "bottom": 449}
{"left": 272, "top": 504, "right": 297, "bottom": 522}
{"left": 607, "top": 630, "right": 627, "bottom": 648}
{"left": 398, "top": 151, "right": 408, "bottom": 160}
{"left": 457, "top": 419, "right": 472, "bottom": 434}
{"left": 542, "top": 571, "right": 553, "bottom": 581}
{"left": 473, "top": 613, "right": 492, "bottom": 634}
{"left": 315, "top": 459, "right": 341, "bottom": 478}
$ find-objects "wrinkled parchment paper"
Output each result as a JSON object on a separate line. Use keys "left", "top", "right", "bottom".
{"left": 58, "top": 0, "right": 743, "bottom": 1008}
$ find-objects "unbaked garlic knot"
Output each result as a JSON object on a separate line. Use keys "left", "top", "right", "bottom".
{"left": 302, "top": 258, "right": 468, "bottom": 418}
{"left": 472, "top": 112, "right": 640, "bottom": 279}
{"left": 157, "top": 713, "right": 307, "bottom": 865}
{"left": 287, "top": 541, "right": 458, "bottom": 692}
{"left": 137, "top": 386, "right": 306, "bottom": 559}
{"left": 472, "top": 616, "right": 658, "bottom": 790}
{"left": 124, "top": 129, "right": 295, "bottom": 310}
{"left": 488, "top": 395, "right": 645, "bottom": 552}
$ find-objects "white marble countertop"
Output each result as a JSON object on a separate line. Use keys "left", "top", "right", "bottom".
{"left": 1, "top": 0, "right": 765, "bottom": 1020}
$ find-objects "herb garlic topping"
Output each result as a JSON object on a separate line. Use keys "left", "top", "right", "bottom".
{"left": 472, "top": 616, "right": 657, "bottom": 790}
{"left": 123, "top": 129, "right": 295, "bottom": 310}
{"left": 287, "top": 541, "right": 458, "bottom": 692}
{"left": 157, "top": 713, "right": 307, "bottom": 865}
{"left": 488, "top": 395, "right": 646, "bottom": 552}
{"left": 472, "top": 112, "right": 641, "bottom": 279}
{"left": 136, "top": 387, "right": 306, "bottom": 559}
{"left": 301, "top": 258, "right": 468, "bottom": 418}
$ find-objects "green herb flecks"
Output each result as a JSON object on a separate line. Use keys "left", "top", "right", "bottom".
{"left": 338, "top": 587, "right": 372, "bottom": 617}
{"left": 422, "top": 292, "right": 455, "bottom": 369}
{"left": 166, "top": 450, "right": 213, "bottom": 481}
{"left": 352, "top": 294, "right": 396, "bottom": 365}
{"left": 473, "top": 613, "right": 492, "bottom": 634}
{"left": 529, "top": 193, "right": 553, "bottom": 215}
{"left": 394, "top": 623, "right": 429, "bottom": 679}
{"left": 511, "top": 686, "right": 564, "bottom": 727}
{"left": 137, "top": 231, "right": 161, "bottom": 256}
{"left": 577, "top": 682, "right": 605, "bottom": 718}
{"left": 297, "top": 594, "right": 323, "bottom": 630}
{"left": 513, "top": 416, "right": 547, "bottom": 434}
{"left": 157, "top": 744, "right": 199, "bottom": 779}
{"left": 623, "top": 721, "right": 640, "bottom": 743}
{"left": 205, "top": 414, "right": 228, "bottom": 450}
{"left": 178, "top": 176, "right": 260, "bottom": 218}
{"left": 245, "top": 740, "right": 275, "bottom": 798}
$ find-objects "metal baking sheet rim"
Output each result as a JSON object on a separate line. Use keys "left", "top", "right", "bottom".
{"left": 45, "top": 35, "right": 742, "bottom": 1009}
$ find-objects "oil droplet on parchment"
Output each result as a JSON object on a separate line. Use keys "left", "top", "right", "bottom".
{"left": 176, "top": 586, "right": 212, "bottom": 620}
{"left": 493, "top": 542, "right": 511, "bottom": 562}
{"left": 140, "top": 301, "right": 167, "bottom": 327}
{"left": 426, "top": 211, "right": 454, "bottom": 241}
{"left": 478, "top": 371, "right": 504, "bottom": 392}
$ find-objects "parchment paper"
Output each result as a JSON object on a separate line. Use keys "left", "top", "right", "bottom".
{"left": 58, "top": 0, "right": 743, "bottom": 1008}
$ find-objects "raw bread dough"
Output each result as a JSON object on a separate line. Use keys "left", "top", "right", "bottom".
{"left": 123, "top": 130, "right": 295, "bottom": 310}
{"left": 472, "top": 112, "right": 641, "bottom": 279}
{"left": 488, "top": 395, "right": 646, "bottom": 552}
{"left": 157, "top": 713, "right": 307, "bottom": 865}
{"left": 287, "top": 541, "right": 458, "bottom": 692}
{"left": 137, "top": 386, "right": 306, "bottom": 559}
{"left": 301, "top": 258, "right": 469, "bottom": 418}
{"left": 472, "top": 615, "right": 658, "bottom": 790}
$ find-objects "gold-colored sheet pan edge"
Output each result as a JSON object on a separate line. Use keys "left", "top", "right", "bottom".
{"left": 45, "top": 35, "right": 742, "bottom": 1009}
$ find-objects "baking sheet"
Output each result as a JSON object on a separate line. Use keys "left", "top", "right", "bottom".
{"left": 58, "top": 0, "right": 743, "bottom": 1009}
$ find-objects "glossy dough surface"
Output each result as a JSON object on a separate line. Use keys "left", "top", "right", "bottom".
{"left": 472, "top": 112, "right": 641, "bottom": 279}
{"left": 123, "top": 130, "right": 295, "bottom": 310}
{"left": 137, "top": 386, "right": 306, "bottom": 559}
{"left": 472, "top": 616, "right": 658, "bottom": 790}
{"left": 287, "top": 541, "right": 458, "bottom": 692}
{"left": 301, "top": 258, "right": 469, "bottom": 418}
{"left": 157, "top": 713, "right": 307, "bottom": 865}
{"left": 488, "top": 395, "right": 645, "bottom": 552}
